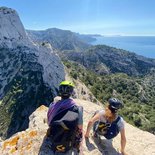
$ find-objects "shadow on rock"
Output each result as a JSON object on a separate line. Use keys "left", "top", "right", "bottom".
{"left": 85, "top": 137, "right": 96, "bottom": 151}
{"left": 92, "top": 135, "right": 121, "bottom": 155}
{"left": 39, "top": 136, "right": 54, "bottom": 155}
{"left": 39, "top": 136, "right": 79, "bottom": 155}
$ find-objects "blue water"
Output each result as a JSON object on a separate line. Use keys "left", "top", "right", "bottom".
{"left": 91, "top": 36, "right": 155, "bottom": 58}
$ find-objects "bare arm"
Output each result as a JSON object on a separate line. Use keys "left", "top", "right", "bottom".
{"left": 85, "top": 113, "right": 100, "bottom": 138}
{"left": 120, "top": 127, "right": 127, "bottom": 155}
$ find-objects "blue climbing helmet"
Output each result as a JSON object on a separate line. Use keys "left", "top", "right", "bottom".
{"left": 108, "top": 98, "right": 123, "bottom": 113}
{"left": 59, "top": 80, "right": 74, "bottom": 97}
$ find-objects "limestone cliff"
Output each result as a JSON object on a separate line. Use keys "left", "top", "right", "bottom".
{"left": 0, "top": 98, "right": 155, "bottom": 155}
{"left": 0, "top": 7, "right": 65, "bottom": 139}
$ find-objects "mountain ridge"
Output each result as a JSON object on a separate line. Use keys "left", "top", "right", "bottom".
{"left": 27, "top": 28, "right": 91, "bottom": 52}
{"left": 61, "top": 45, "right": 155, "bottom": 76}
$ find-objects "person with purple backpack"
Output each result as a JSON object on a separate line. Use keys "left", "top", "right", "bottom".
{"left": 46, "top": 80, "right": 83, "bottom": 155}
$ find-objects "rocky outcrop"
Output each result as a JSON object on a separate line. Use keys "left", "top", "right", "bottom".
{"left": 0, "top": 7, "right": 65, "bottom": 94}
{"left": 0, "top": 98, "right": 155, "bottom": 155}
{"left": 0, "top": 7, "right": 29, "bottom": 48}
{"left": 0, "top": 7, "right": 65, "bottom": 139}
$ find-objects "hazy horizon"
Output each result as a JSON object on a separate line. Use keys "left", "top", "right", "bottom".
{"left": 27, "top": 27, "right": 155, "bottom": 37}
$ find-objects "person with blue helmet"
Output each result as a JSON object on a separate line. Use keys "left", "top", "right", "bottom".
{"left": 85, "top": 98, "right": 127, "bottom": 155}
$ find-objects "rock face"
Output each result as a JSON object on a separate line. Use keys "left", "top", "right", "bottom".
{"left": 0, "top": 7, "right": 28, "bottom": 48}
{"left": 0, "top": 98, "right": 155, "bottom": 155}
{"left": 0, "top": 7, "right": 65, "bottom": 139}
{"left": 0, "top": 7, "right": 26, "bottom": 39}
{"left": 0, "top": 7, "right": 65, "bottom": 93}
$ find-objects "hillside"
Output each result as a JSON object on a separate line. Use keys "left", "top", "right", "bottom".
{"left": 63, "top": 61, "right": 155, "bottom": 134}
{"left": 61, "top": 45, "right": 155, "bottom": 76}
{"left": 0, "top": 98, "right": 155, "bottom": 155}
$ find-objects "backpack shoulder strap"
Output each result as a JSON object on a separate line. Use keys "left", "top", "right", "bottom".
{"left": 71, "top": 104, "right": 83, "bottom": 114}
{"left": 77, "top": 106, "right": 83, "bottom": 114}
{"left": 113, "top": 116, "right": 121, "bottom": 124}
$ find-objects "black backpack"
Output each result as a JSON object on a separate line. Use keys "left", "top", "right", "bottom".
{"left": 48, "top": 105, "right": 82, "bottom": 153}
{"left": 94, "top": 116, "right": 120, "bottom": 139}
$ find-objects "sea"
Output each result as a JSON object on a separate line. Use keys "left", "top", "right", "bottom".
{"left": 91, "top": 36, "right": 155, "bottom": 59}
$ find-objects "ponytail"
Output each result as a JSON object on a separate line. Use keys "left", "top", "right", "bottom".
{"left": 104, "top": 104, "right": 117, "bottom": 123}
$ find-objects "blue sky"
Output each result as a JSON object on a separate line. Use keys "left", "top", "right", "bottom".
{"left": 0, "top": 0, "right": 155, "bottom": 36}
